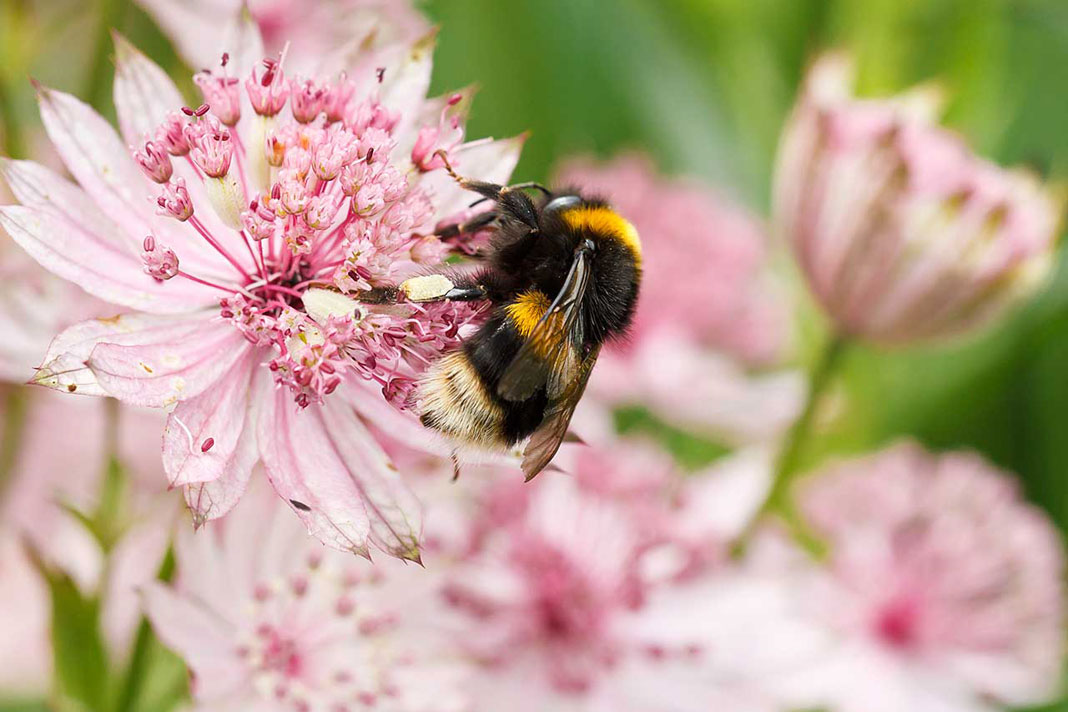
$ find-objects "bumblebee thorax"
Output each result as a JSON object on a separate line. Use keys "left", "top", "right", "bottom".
{"left": 559, "top": 204, "right": 642, "bottom": 266}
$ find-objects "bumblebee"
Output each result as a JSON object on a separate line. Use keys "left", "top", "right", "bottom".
{"left": 363, "top": 155, "right": 642, "bottom": 480}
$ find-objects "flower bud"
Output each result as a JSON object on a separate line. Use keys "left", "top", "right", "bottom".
{"left": 773, "top": 55, "right": 1062, "bottom": 344}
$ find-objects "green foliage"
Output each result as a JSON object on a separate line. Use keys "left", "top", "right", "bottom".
{"left": 614, "top": 406, "right": 731, "bottom": 471}
{"left": 43, "top": 568, "right": 111, "bottom": 712}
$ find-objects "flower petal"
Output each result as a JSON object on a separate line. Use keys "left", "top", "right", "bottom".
{"left": 164, "top": 350, "right": 259, "bottom": 489}
{"left": 321, "top": 392, "right": 424, "bottom": 561}
{"left": 258, "top": 388, "right": 372, "bottom": 557}
{"left": 338, "top": 379, "right": 450, "bottom": 456}
{"left": 85, "top": 315, "right": 252, "bottom": 407}
{"left": 132, "top": 0, "right": 225, "bottom": 70}
{"left": 218, "top": 4, "right": 265, "bottom": 82}
{"left": 141, "top": 581, "right": 248, "bottom": 700}
{"left": 32, "top": 314, "right": 142, "bottom": 395}
{"left": 259, "top": 386, "right": 425, "bottom": 561}
{"left": 111, "top": 32, "right": 185, "bottom": 144}
{"left": 421, "top": 135, "right": 526, "bottom": 223}
{"left": 36, "top": 85, "right": 159, "bottom": 237}
{"left": 380, "top": 31, "right": 436, "bottom": 144}
{"left": 0, "top": 201, "right": 217, "bottom": 315}
{"left": 111, "top": 36, "right": 252, "bottom": 264}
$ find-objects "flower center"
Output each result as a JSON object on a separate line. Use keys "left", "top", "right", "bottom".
{"left": 873, "top": 592, "right": 922, "bottom": 649}
{"left": 132, "top": 52, "right": 486, "bottom": 410}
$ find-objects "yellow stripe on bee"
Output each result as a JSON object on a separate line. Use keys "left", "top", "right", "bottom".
{"left": 560, "top": 206, "right": 642, "bottom": 264}
{"left": 505, "top": 290, "right": 551, "bottom": 337}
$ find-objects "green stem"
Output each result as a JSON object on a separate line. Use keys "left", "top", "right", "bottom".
{"left": 739, "top": 333, "right": 848, "bottom": 556}
{"left": 85, "top": 0, "right": 126, "bottom": 111}
{"left": 115, "top": 545, "right": 175, "bottom": 712}
{"left": 0, "top": 386, "right": 28, "bottom": 504}
{"left": 0, "top": 77, "right": 25, "bottom": 159}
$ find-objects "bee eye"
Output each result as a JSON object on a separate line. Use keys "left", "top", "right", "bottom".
{"left": 545, "top": 195, "right": 581, "bottom": 213}
{"left": 583, "top": 238, "right": 596, "bottom": 252}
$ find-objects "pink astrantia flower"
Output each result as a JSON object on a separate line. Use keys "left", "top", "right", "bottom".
{"left": 0, "top": 19, "right": 522, "bottom": 560}
{"left": 774, "top": 55, "right": 1062, "bottom": 344}
{"left": 137, "top": 0, "right": 428, "bottom": 76}
{"left": 553, "top": 154, "right": 801, "bottom": 444}
{"left": 779, "top": 443, "right": 1067, "bottom": 712}
{"left": 439, "top": 442, "right": 780, "bottom": 711}
{"left": 143, "top": 480, "right": 470, "bottom": 712}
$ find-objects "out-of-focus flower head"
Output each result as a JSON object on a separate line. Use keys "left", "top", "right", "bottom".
{"left": 778, "top": 442, "right": 1066, "bottom": 712}
{"left": 0, "top": 13, "right": 523, "bottom": 561}
{"left": 144, "top": 480, "right": 470, "bottom": 711}
{"left": 439, "top": 439, "right": 781, "bottom": 711}
{"left": 555, "top": 153, "right": 788, "bottom": 364}
{"left": 553, "top": 154, "right": 802, "bottom": 445}
{"left": 0, "top": 177, "right": 175, "bottom": 693}
{"left": 137, "top": 0, "right": 429, "bottom": 76}
{"left": 774, "top": 54, "right": 1063, "bottom": 344}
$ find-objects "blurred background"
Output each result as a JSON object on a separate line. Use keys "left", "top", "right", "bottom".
{"left": 2, "top": 0, "right": 1068, "bottom": 709}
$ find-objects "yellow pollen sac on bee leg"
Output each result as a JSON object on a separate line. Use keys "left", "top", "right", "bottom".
{"left": 400, "top": 274, "right": 455, "bottom": 302}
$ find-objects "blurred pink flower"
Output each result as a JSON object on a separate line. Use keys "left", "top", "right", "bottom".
{"left": 555, "top": 153, "right": 788, "bottom": 364}
{"left": 0, "top": 391, "right": 174, "bottom": 693}
{"left": 553, "top": 154, "right": 801, "bottom": 443}
{"left": 774, "top": 55, "right": 1062, "bottom": 344}
{"left": 0, "top": 175, "right": 175, "bottom": 689}
{"left": 439, "top": 442, "right": 780, "bottom": 711}
{"left": 0, "top": 19, "right": 522, "bottom": 560}
{"left": 778, "top": 443, "right": 1067, "bottom": 711}
{"left": 144, "top": 480, "right": 470, "bottom": 712}
{"left": 137, "top": 0, "right": 428, "bottom": 75}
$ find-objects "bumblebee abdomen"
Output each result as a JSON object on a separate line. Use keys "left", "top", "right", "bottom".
{"left": 417, "top": 307, "right": 549, "bottom": 449}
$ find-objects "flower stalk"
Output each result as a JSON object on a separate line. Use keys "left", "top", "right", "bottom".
{"left": 740, "top": 332, "right": 848, "bottom": 556}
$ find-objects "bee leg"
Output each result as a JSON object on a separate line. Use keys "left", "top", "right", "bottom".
{"left": 442, "top": 285, "right": 488, "bottom": 301}
{"left": 435, "top": 209, "right": 498, "bottom": 239}
{"left": 504, "top": 181, "right": 552, "bottom": 196}
{"left": 450, "top": 451, "right": 462, "bottom": 482}
{"left": 433, "top": 150, "right": 539, "bottom": 230}
{"left": 350, "top": 285, "right": 400, "bottom": 304}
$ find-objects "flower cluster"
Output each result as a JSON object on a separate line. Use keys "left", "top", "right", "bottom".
{"left": 144, "top": 482, "right": 469, "bottom": 712}
{"left": 767, "top": 444, "right": 1067, "bottom": 712}
{"left": 0, "top": 17, "right": 521, "bottom": 559}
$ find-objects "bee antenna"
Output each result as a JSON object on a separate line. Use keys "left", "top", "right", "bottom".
{"left": 434, "top": 149, "right": 465, "bottom": 185}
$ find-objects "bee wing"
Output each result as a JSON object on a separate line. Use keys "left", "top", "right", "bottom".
{"left": 521, "top": 344, "right": 601, "bottom": 481}
{"left": 496, "top": 246, "right": 592, "bottom": 402}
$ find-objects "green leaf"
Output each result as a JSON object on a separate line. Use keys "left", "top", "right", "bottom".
{"left": 0, "top": 700, "right": 51, "bottom": 712}
{"left": 116, "top": 547, "right": 184, "bottom": 712}
{"left": 614, "top": 406, "right": 732, "bottom": 470}
{"left": 43, "top": 570, "right": 111, "bottom": 712}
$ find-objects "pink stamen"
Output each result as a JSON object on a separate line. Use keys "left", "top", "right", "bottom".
{"left": 188, "top": 216, "right": 254, "bottom": 282}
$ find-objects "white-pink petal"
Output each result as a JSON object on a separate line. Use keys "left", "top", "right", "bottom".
{"left": 258, "top": 387, "right": 373, "bottom": 557}
{"left": 33, "top": 312, "right": 166, "bottom": 395}
{"left": 380, "top": 32, "right": 436, "bottom": 146}
{"left": 37, "top": 86, "right": 163, "bottom": 239}
{"left": 0, "top": 201, "right": 218, "bottom": 315}
{"left": 163, "top": 350, "right": 259, "bottom": 488}
{"left": 141, "top": 581, "right": 250, "bottom": 700}
{"left": 321, "top": 393, "right": 423, "bottom": 560}
{"left": 86, "top": 315, "right": 252, "bottom": 407}
{"left": 258, "top": 385, "right": 426, "bottom": 561}
{"left": 111, "top": 32, "right": 185, "bottom": 144}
